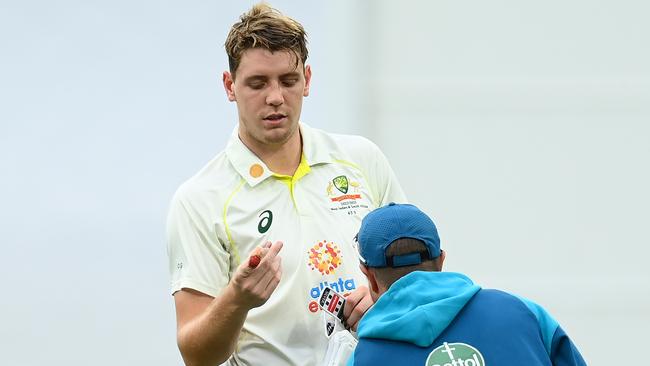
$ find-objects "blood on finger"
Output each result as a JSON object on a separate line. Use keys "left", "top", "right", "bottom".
{"left": 249, "top": 254, "right": 261, "bottom": 268}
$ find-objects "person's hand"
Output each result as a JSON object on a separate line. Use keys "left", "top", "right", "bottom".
{"left": 342, "top": 285, "right": 373, "bottom": 331}
{"left": 229, "top": 241, "right": 283, "bottom": 310}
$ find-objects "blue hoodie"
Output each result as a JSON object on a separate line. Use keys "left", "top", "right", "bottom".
{"left": 348, "top": 271, "right": 586, "bottom": 366}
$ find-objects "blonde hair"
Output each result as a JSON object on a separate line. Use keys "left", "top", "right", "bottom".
{"left": 224, "top": 3, "right": 308, "bottom": 77}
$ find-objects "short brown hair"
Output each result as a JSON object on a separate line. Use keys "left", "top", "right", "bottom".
{"left": 371, "top": 238, "right": 442, "bottom": 289}
{"left": 224, "top": 3, "right": 308, "bottom": 77}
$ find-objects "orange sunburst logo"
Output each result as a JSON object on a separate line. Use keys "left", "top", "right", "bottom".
{"left": 308, "top": 240, "right": 342, "bottom": 275}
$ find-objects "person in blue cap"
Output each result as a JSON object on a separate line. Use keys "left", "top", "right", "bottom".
{"left": 347, "top": 203, "right": 587, "bottom": 366}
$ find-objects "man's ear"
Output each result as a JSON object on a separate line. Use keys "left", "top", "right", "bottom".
{"left": 360, "top": 264, "right": 379, "bottom": 293}
{"left": 303, "top": 64, "right": 311, "bottom": 97}
{"left": 435, "top": 250, "right": 446, "bottom": 271}
{"left": 223, "top": 71, "right": 236, "bottom": 102}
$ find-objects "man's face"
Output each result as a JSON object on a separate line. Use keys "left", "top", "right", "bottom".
{"left": 223, "top": 48, "right": 311, "bottom": 151}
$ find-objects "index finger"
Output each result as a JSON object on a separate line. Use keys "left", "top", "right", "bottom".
{"left": 247, "top": 241, "right": 283, "bottom": 269}
{"left": 263, "top": 241, "right": 283, "bottom": 260}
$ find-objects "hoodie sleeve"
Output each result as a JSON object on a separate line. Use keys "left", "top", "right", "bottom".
{"left": 515, "top": 296, "right": 587, "bottom": 366}
{"left": 549, "top": 326, "right": 587, "bottom": 366}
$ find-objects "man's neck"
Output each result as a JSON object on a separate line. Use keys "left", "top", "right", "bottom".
{"left": 241, "top": 129, "right": 303, "bottom": 176}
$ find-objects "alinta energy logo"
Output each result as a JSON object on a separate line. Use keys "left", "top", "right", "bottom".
{"left": 426, "top": 342, "right": 485, "bottom": 366}
{"left": 307, "top": 240, "right": 342, "bottom": 275}
{"left": 305, "top": 240, "right": 358, "bottom": 313}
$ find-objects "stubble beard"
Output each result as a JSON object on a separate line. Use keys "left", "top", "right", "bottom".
{"left": 242, "top": 119, "right": 299, "bottom": 152}
{"left": 261, "top": 119, "right": 299, "bottom": 146}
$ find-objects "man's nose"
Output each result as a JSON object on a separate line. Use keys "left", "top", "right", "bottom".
{"left": 266, "top": 82, "right": 284, "bottom": 106}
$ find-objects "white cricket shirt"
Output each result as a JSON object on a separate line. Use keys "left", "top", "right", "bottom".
{"left": 167, "top": 123, "right": 406, "bottom": 365}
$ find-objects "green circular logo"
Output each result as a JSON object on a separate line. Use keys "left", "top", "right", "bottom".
{"left": 426, "top": 342, "right": 485, "bottom": 366}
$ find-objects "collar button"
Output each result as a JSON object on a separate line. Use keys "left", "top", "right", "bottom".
{"left": 249, "top": 164, "right": 264, "bottom": 178}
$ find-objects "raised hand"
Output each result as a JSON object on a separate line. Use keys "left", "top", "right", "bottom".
{"left": 342, "top": 285, "right": 373, "bottom": 331}
{"left": 229, "top": 241, "right": 284, "bottom": 310}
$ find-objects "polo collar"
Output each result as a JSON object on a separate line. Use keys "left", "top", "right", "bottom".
{"left": 225, "top": 122, "right": 332, "bottom": 187}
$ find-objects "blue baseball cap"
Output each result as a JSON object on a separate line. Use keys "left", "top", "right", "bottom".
{"left": 356, "top": 203, "right": 441, "bottom": 268}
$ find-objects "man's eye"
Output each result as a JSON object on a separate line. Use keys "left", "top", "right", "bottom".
{"left": 248, "top": 82, "right": 265, "bottom": 89}
{"left": 282, "top": 79, "right": 298, "bottom": 87}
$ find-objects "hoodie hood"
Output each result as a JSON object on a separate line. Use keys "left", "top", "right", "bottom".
{"left": 357, "top": 271, "right": 480, "bottom": 347}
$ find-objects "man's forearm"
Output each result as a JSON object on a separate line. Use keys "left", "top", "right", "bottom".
{"left": 174, "top": 241, "right": 283, "bottom": 365}
{"left": 177, "top": 286, "right": 248, "bottom": 366}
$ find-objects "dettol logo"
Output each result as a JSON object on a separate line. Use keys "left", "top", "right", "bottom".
{"left": 426, "top": 342, "right": 485, "bottom": 366}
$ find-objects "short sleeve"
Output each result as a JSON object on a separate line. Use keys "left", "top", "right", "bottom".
{"left": 166, "top": 187, "right": 231, "bottom": 297}
{"left": 368, "top": 142, "right": 407, "bottom": 207}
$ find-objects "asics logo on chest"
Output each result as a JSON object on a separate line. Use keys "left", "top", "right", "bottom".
{"left": 258, "top": 210, "right": 273, "bottom": 234}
